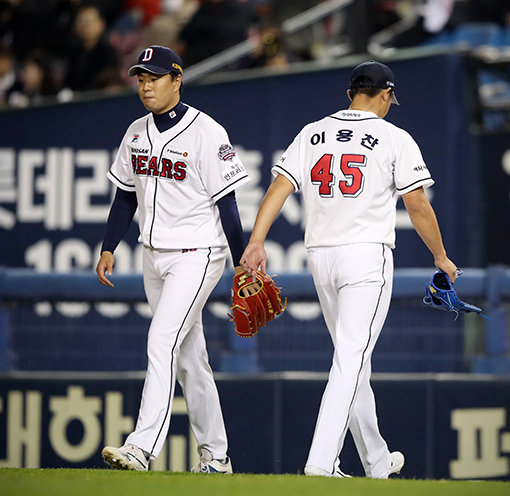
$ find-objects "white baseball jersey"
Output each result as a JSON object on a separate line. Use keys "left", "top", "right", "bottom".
{"left": 107, "top": 104, "right": 249, "bottom": 249}
{"left": 273, "top": 109, "right": 434, "bottom": 249}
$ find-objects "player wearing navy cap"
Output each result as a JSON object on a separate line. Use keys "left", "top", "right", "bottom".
{"left": 97, "top": 45, "right": 249, "bottom": 473}
{"left": 241, "top": 61, "right": 457, "bottom": 478}
{"left": 127, "top": 45, "right": 184, "bottom": 77}
{"left": 349, "top": 60, "right": 400, "bottom": 105}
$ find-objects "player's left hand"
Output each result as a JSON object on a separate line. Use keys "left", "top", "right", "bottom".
{"left": 423, "top": 269, "right": 485, "bottom": 319}
{"left": 240, "top": 240, "right": 266, "bottom": 279}
{"left": 434, "top": 256, "right": 458, "bottom": 283}
{"left": 96, "top": 251, "right": 115, "bottom": 287}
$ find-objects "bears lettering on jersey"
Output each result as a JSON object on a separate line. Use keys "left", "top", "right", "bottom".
{"left": 131, "top": 154, "right": 187, "bottom": 181}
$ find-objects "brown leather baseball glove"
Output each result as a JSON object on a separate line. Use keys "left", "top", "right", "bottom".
{"left": 229, "top": 270, "right": 286, "bottom": 337}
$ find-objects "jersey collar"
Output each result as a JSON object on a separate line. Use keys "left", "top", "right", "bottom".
{"left": 152, "top": 101, "right": 188, "bottom": 133}
{"left": 333, "top": 109, "right": 379, "bottom": 120}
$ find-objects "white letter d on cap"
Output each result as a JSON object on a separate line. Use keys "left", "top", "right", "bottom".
{"left": 142, "top": 48, "right": 153, "bottom": 62}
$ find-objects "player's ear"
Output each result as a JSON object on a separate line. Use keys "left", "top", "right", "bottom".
{"left": 172, "top": 74, "right": 182, "bottom": 91}
{"left": 347, "top": 89, "right": 352, "bottom": 102}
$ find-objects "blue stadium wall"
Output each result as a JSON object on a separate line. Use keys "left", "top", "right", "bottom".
{"left": 0, "top": 52, "right": 489, "bottom": 271}
{"left": 1, "top": 372, "right": 510, "bottom": 480}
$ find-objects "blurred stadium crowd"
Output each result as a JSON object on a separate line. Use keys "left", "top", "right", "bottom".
{"left": 0, "top": 0, "right": 509, "bottom": 108}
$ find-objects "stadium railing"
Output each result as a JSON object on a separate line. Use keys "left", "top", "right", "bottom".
{"left": 0, "top": 267, "right": 508, "bottom": 374}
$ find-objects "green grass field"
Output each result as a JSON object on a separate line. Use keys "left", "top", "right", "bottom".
{"left": 1, "top": 469, "right": 508, "bottom": 496}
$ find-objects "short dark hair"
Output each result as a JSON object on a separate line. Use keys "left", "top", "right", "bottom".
{"left": 348, "top": 87, "right": 382, "bottom": 99}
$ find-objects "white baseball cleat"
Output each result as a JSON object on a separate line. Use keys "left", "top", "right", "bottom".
{"left": 304, "top": 465, "right": 352, "bottom": 478}
{"left": 389, "top": 451, "right": 405, "bottom": 476}
{"left": 102, "top": 444, "right": 149, "bottom": 471}
{"left": 191, "top": 448, "right": 233, "bottom": 474}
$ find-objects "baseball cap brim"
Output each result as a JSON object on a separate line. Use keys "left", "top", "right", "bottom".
{"left": 128, "top": 63, "right": 172, "bottom": 77}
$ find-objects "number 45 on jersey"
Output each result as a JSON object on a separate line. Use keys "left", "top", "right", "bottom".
{"left": 311, "top": 153, "right": 366, "bottom": 198}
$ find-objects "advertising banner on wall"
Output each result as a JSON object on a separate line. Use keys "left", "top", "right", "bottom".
{"left": 0, "top": 54, "right": 476, "bottom": 275}
{"left": 481, "top": 133, "right": 510, "bottom": 265}
{"left": 1, "top": 373, "right": 509, "bottom": 480}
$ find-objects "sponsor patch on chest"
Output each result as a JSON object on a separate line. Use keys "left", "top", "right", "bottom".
{"left": 131, "top": 147, "right": 149, "bottom": 154}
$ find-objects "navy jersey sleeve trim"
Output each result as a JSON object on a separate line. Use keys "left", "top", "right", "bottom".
{"left": 211, "top": 175, "right": 249, "bottom": 200}
{"left": 216, "top": 191, "right": 245, "bottom": 266}
{"left": 273, "top": 165, "right": 299, "bottom": 190}
{"left": 101, "top": 188, "right": 138, "bottom": 253}
{"left": 396, "top": 176, "right": 433, "bottom": 192}
{"left": 107, "top": 169, "right": 135, "bottom": 190}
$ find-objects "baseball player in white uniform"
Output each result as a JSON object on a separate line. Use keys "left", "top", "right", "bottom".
{"left": 96, "top": 46, "right": 249, "bottom": 472}
{"left": 241, "top": 61, "right": 458, "bottom": 478}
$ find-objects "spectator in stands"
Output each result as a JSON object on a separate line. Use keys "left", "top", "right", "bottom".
{"left": 382, "top": 0, "right": 456, "bottom": 49}
{"left": 372, "top": 0, "right": 510, "bottom": 52}
{"left": 7, "top": 49, "right": 57, "bottom": 107}
{"left": 61, "top": 1, "right": 123, "bottom": 93}
{"left": 252, "top": 0, "right": 324, "bottom": 62}
{"left": 133, "top": 0, "right": 199, "bottom": 55}
{"left": 0, "top": 44, "right": 17, "bottom": 106}
{"left": 245, "top": 21, "right": 289, "bottom": 69}
{"left": 50, "top": 1, "right": 122, "bottom": 54}
{"left": 0, "top": 1, "right": 16, "bottom": 48}
{"left": 122, "top": 0, "right": 162, "bottom": 27}
{"left": 176, "top": 0, "right": 251, "bottom": 67}
{"left": 0, "top": 0, "right": 54, "bottom": 60}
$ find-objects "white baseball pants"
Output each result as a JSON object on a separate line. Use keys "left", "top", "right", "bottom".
{"left": 126, "top": 246, "right": 228, "bottom": 461}
{"left": 305, "top": 243, "right": 394, "bottom": 478}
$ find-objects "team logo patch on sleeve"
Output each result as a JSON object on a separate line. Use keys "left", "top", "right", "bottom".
{"left": 218, "top": 144, "right": 236, "bottom": 161}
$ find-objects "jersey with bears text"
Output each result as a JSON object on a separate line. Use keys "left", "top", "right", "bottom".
{"left": 108, "top": 105, "right": 250, "bottom": 250}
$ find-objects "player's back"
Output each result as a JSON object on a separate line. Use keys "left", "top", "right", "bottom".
{"left": 274, "top": 109, "right": 431, "bottom": 249}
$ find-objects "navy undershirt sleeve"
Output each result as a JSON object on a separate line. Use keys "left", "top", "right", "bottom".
{"left": 216, "top": 191, "right": 244, "bottom": 266}
{"left": 101, "top": 188, "right": 138, "bottom": 253}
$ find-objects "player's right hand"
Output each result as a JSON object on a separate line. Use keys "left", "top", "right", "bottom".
{"left": 96, "top": 251, "right": 115, "bottom": 287}
{"left": 240, "top": 240, "right": 266, "bottom": 279}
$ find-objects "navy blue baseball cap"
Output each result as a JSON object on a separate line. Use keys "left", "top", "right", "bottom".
{"left": 128, "top": 45, "right": 183, "bottom": 77}
{"left": 349, "top": 61, "right": 399, "bottom": 105}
